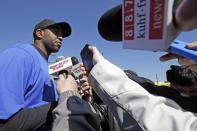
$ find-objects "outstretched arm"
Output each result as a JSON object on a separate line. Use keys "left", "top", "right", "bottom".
{"left": 52, "top": 75, "right": 101, "bottom": 131}
{"left": 88, "top": 45, "right": 197, "bottom": 131}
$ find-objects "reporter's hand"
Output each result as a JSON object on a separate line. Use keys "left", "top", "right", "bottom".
{"left": 78, "top": 63, "right": 87, "bottom": 76}
{"left": 78, "top": 76, "right": 92, "bottom": 102}
{"left": 88, "top": 46, "right": 104, "bottom": 65}
{"left": 56, "top": 74, "right": 78, "bottom": 94}
{"left": 186, "top": 41, "right": 197, "bottom": 50}
{"left": 160, "top": 53, "right": 196, "bottom": 66}
{"left": 160, "top": 41, "right": 197, "bottom": 65}
{"left": 159, "top": 53, "right": 178, "bottom": 62}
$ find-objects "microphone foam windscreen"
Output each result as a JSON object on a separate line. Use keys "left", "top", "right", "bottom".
{"left": 98, "top": 4, "right": 122, "bottom": 41}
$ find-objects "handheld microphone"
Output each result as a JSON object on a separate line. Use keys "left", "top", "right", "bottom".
{"left": 53, "top": 56, "right": 90, "bottom": 97}
{"left": 71, "top": 57, "right": 83, "bottom": 79}
{"left": 49, "top": 56, "right": 84, "bottom": 79}
{"left": 98, "top": 4, "right": 122, "bottom": 41}
{"left": 71, "top": 57, "right": 91, "bottom": 97}
{"left": 48, "top": 56, "right": 73, "bottom": 78}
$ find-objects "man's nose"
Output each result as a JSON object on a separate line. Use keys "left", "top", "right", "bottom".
{"left": 58, "top": 36, "right": 63, "bottom": 42}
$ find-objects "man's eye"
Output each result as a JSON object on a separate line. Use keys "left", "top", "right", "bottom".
{"left": 51, "top": 29, "right": 59, "bottom": 33}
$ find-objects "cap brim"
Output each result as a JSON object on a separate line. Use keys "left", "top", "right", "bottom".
{"left": 49, "top": 22, "right": 72, "bottom": 38}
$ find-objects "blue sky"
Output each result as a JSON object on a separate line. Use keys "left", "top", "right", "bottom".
{"left": 0, "top": 0, "right": 197, "bottom": 82}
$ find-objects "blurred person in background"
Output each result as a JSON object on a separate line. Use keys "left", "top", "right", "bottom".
{"left": 124, "top": 65, "right": 197, "bottom": 113}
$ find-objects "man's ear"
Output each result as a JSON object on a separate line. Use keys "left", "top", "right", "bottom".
{"left": 35, "top": 29, "right": 44, "bottom": 39}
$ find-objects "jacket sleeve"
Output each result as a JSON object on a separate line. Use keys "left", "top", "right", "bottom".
{"left": 88, "top": 59, "right": 197, "bottom": 131}
{"left": 52, "top": 91, "right": 101, "bottom": 131}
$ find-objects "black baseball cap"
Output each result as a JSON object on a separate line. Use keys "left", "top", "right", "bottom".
{"left": 33, "top": 19, "right": 71, "bottom": 38}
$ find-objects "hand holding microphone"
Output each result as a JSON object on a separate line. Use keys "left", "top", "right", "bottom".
{"left": 48, "top": 56, "right": 84, "bottom": 79}
{"left": 78, "top": 75, "right": 93, "bottom": 102}
{"left": 49, "top": 56, "right": 78, "bottom": 94}
{"left": 71, "top": 56, "right": 93, "bottom": 101}
{"left": 56, "top": 72, "right": 92, "bottom": 102}
{"left": 51, "top": 56, "right": 93, "bottom": 100}
{"left": 56, "top": 74, "right": 78, "bottom": 94}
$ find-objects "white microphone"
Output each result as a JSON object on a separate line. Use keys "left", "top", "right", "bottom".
{"left": 48, "top": 57, "right": 73, "bottom": 78}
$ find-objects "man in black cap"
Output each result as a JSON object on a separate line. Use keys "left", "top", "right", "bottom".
{"left": 0, "top": 18, "right": 71, "bottom": 131}
{"left": 33, "top": 18, "right": 71, "bottom": 59}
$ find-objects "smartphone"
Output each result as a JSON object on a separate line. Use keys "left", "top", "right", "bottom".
{"left": 80, "top": 44, "right": 94, "bottom": 72}
{"left": 169, "top": 40, "right": 197, "bottom": 61}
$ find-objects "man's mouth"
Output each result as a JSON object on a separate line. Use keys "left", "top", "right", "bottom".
{"left": 56, "top": 42, "right": 62, "bottom": 48}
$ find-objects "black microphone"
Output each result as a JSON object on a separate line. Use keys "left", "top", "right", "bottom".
{"left": 98, "top": 4, "right": 122, "bottom": 41}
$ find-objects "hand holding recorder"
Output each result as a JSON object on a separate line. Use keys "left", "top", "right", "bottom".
{"left": 79, "top": 44, "right": 104, "bottom": 101}
{"left": 160, "top": 40, "right": 197, "bottom": 72}
{"left": 160, "top": 40, "right": 197, "bottom": 63}
{"left": 80, "top": 44, "right": 104, "bottom": 73}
